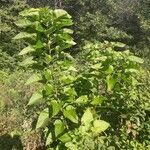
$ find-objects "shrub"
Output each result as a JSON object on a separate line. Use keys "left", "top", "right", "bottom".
{"left": 13, "top": 7, "right": 150, "bottom": 149}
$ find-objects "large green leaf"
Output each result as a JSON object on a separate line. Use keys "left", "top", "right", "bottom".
{"left": 65, "top": 40, "right": 76, "bottom": 46}
{"left": 75, "top": 95, "right": 88, "bottom": 104}
{"left": 81, "top": 108, "right": 93, "bottom": 125}
{"left": 64, "top": 87, "right": 77, "bottom": 96}
{"left": 15, "top": 19, "right": 33, "bottom": 27}
{"left": 35, "top": 22, "right": 45, "bottom": 32}
{"left": 54, "top": 120, "right": 65, "bottom": 137}
{"left": 19, "top": 8, "right": 40, "bottom": 17}
{"left": 21, "top": 57, "right": 36, "bottom": 66}
{"left": 34, "top": 40, "right": 45, "bottom": 49}
{"left": 25, "top": 74, "right": 42, "bottom": 85}
{"left": 36, "top": 108, "right": 49, "bottom": 129}
{"left": 91, "top": 63, "right": 102, "bottom": 70}
{"left": 46, "top": 133, "right": 52, "bottom": 146}
{"left": 60, "top": 75, "right": 75, "bottom": 84}
{"left": 54, "top": 9, "right": 71, "bottom": 19}
{"left": 128, "top": 56, "right": 144, "bottom": 64}
{"left": 111, "top": 42, "right": 126, "bottom": 48}
{"left": 59, "top": 133, "right": 72, "bottom": 143}
{"left": 44, "top": 70, "right": 52, "bottom": 80}
{"left": 13, "top": 32, "right": 36, "bottom": 40}
{"left": 91, "top": 120, "right": 110, "bottom": 134}
{"left": 68, "top": 66, "right": 77, "bottom": 72}
{"left": 106, "top": 75, "right": 117, "bottom": 91}
{"left": 63, "top": 28, "right": 73, "bottom": 34}
{"left": 62, "top": 52, "right": 75, "bottom": 61}
{"left": 105, "top": 65, "right": 114, "bottom": 74}
{"left": 45, "top": 84, "right": 54, "bottom": 95}
{"left": 19, "top": 45, "right": 35, "bottom": 55}
{"left": 28, "top": 91, "right": 43, "bottom": 106}
{"left": 91, "top": 96, "right": 104, "bottom": 105}
{"left": 51, "top": 100, "right": 62, "bottom": 117}
{"left": 63, "top": 106, "right": 78, "bottom": 124}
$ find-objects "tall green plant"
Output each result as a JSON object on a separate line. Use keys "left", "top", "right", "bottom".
{"left": 14, "top": 8, "right": 110, "bottom": 149}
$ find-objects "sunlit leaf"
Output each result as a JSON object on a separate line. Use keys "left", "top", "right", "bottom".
{"left": 19, "top": 8, "right": 40, "bottom": 17}
{"left": 91, "top": 63, "right": 102, "bottom": 70}
{"left": 64, "top": 87, "right": 77, "bottom": 96}
{"left": 19, "top": 45, "right": 35, "bottom": 55}
{"left": 68, "top": 66, "right": 77, "bottom": 72}
{"left": 51, "top": 100, "right": 62, "bottom": 117}
{"left": 45, "top": 84, "right": 54, "bottom": 95}
{"left": 13, "top": 32, "right": 36, "bottom": 40}
{"left": 21, "top": 57, "right": 36, "bottom": 66}
{"left": 46, "top": 132, "right": 52, "bottom": 146}
{"left": 91, "top": 96, "right": 104, "bottom": 105}
{"left": 34, "top": 40, "right": 44, "bottom": 49}
{"left": 63, "top": 28, "right": 73, "bottom": 34}
{"left": 15, "top": 19, "right": 33, "bottom": 27}
{"left": 54, "top": 120, "right": 65, "bottom": 137}
{"left": 60, "top": 75, "right": 75, "bottom": 84}
{"left": 63, "top": 105, "right": 78, "bottom": 123}
{"left": 28, "top": 91, "right": 43, "bottom": 106}
{"left": 75, "top": 95, "right": 88, "bottom": 104}
{"left": 54, "top": 9, "right": 71, "bottom": 19}
{"left": 128, "top": 56, "right": 144, "bottom": 64}
{"left": 81, "top": 108, "right": 93, "bottom": 125}
{"left": 36, "top": 108, "right": 49, "bottom": 129}
{"left": 106, "top": 75, "right": 117, "bottom": 91}
{"left": 91, "top": 120, "right": 110, "bottom": 134}
{"left": 66, "top": 40, "right": 76, "bottom": 45}
{"left": 59, "top": 133, "right": 72, "bottom": 143}
{"left": 25, "top": 74, "right": 42, "bottom": 85}
{"left": 105, "top": 65, "right": 114, "bottom": 74}
{"left": 35, "top": 22, "right": 45, "bottom": 32}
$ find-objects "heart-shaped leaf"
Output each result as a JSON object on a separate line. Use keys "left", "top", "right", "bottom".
{"left": 36, "top": 108, "right": 49, "bottom": 129}
{"left": 63, "top": 106, "right": 78, "bottom": 123}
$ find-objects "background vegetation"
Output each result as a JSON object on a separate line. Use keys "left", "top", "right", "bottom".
{"left": 0, "top": 0, "right": 149, "bottom": 149}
